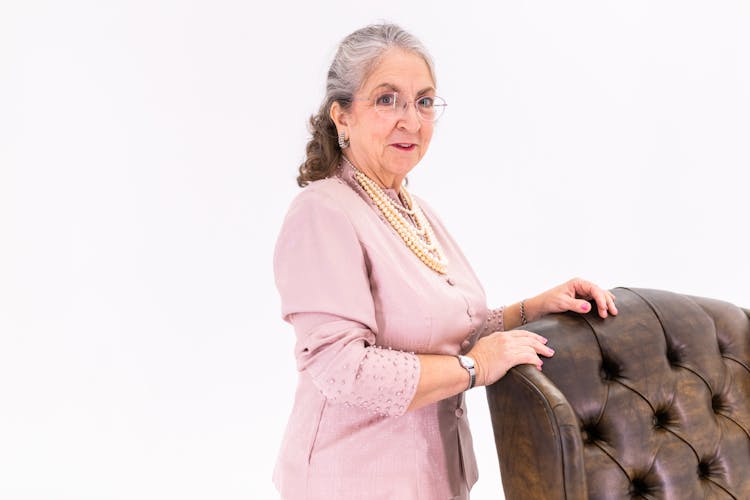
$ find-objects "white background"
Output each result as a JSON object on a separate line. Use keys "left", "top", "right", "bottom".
{"left": 2, "top": 1, "right": 749, "bottom": 499}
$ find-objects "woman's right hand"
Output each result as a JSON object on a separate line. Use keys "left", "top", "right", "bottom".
{"left": 468, "top": 330, "right": 554, "bottom": 387}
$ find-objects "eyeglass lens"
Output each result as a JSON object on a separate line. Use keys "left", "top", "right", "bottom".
{"left": 373, "top": 92, "right": 446, "bottom": 121}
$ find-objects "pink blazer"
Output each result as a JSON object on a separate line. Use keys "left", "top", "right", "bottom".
{"left": 273, "top": 161, "right": 504, "bottom": 499}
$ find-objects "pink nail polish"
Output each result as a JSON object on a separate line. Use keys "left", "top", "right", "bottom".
{"left": 582, "top": 303, "right": 590, "bottom": 312}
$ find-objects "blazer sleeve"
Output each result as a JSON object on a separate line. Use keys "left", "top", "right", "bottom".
{"left": 273, "top": 187, "right": 420, "bottom": 417}
{"left": 478, "top": 306, "right": 505, "bottom": 337}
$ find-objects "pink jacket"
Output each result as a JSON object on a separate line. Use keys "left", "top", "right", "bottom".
{"left": 273, "top": 161, "right": 504, "bottom": 499}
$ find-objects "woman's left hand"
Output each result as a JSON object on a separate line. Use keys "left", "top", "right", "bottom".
{"left": 527, "top": 278, "right": 618, "bottom": 321}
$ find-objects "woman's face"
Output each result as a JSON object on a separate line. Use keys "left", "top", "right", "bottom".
{"left": 333, "top": 48, "right": 436, "bottom": 189}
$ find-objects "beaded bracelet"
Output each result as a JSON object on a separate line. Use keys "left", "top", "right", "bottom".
{"left": 520, "top": 300, "right": 528, "bottom": 325}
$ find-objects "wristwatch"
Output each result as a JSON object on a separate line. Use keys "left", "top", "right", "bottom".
{"left": 456, "top": 355, "right": 476, "bottom": 390}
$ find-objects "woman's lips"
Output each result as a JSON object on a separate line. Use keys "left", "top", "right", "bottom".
{"left": 391, "top": 143, "right": 417, "bottom": 151}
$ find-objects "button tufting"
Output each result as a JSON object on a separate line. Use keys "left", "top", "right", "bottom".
{"left": 446, "top": 277, "right": 456, "bottom": 286}
{"left": 580, "top": 422, "right": 600, "bottom": 444}
{"left": 698, "top": 460, "right": 712, "bottom": 479}
{"left": 653, "top": 409, "right": 670, "bottom": 429}
{"left": 717, "top": 342, "right": 726, "bottom": 355}
{"left": 580, "top": 429, "right": 591, "bottom": 444}
{"left": 600, "top": 358, "right": 620, "bottom": 381}
{"left": 711, "top": 395, "right": 726, "bottom": 413}
{"left": 630, "top": 477, "right": 648, "bottom": 496}
{"left": 666, "top": 348, "right": 680, "bottom": 365}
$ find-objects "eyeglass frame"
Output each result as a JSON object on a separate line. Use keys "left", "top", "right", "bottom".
{"left": 350, "top": 91, "right": 448, "bottom": 122}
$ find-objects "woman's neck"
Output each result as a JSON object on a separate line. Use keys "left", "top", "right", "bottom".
{"left": 342, "top": 154, "right": 403, "bottom": 191}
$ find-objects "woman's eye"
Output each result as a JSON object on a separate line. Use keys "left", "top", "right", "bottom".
{"left": 417, "top": 96, "right": 434, "bottom": 109}
{"left": 375, "top": 93, "right": 396, "bottom": 106}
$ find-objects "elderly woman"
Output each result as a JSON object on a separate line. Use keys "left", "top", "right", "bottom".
{"left": 273, "top": 23, "right": 617, "bottom": 499}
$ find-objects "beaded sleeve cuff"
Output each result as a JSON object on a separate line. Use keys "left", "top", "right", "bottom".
{"left": 479, "top": 306, "right": 505, "bottom": 337}
{"left": 355, "top": 346, "right": 420, "bottom": 417}
{"left": 322, "top": 345, "right": 420, "bottom": 418}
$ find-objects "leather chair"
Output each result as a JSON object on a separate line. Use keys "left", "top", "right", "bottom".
{"left": 486, "top": 288, "right": 750, "bottom": 499}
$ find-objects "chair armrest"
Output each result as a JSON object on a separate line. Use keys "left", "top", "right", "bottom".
{"left": 486, "top": 364, "right": 587, "bottom": 500}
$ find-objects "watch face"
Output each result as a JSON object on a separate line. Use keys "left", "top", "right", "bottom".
{"left": 459, "top": 355, "right": 475, "bottom": 369}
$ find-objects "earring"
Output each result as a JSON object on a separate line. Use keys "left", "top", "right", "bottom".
{"left": 338, "top": 132, "right": 350, "bottom": 149}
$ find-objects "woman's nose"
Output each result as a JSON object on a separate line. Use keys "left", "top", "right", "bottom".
{"left": 396, "top": 102, "right": 421, "bottom": 131}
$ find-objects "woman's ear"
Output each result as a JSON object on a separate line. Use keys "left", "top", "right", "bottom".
{"left": 329, "top": 101, "right": 349, "bottom": 134}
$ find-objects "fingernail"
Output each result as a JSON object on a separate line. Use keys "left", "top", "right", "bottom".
{"left": 548, "top": 348, "right": 555, "bottom": 355}
{"left": 581, "top": 303, "right": 590, "bottom": 312}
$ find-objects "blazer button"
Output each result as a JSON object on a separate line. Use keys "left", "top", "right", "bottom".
{"left": 455, "top": 408, "right": 464, "bottom": 418}
{"left": 446, "top": 277, "right": 456, "bottom": 286}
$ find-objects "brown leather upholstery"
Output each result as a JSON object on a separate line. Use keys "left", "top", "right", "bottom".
{"left": 486, "top": 288, "right": 750, "bottom": 499}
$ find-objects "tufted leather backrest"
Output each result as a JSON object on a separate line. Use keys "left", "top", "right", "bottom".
{"left": 486, "top": 288, "right": 750, "bottom": 499}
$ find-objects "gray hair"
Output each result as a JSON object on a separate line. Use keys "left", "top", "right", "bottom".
{"left": 296, "top": 23, "right": 436, "bottom": 187}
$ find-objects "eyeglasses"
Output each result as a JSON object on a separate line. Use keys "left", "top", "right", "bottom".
{"left": 355, "top": 92, "right": 447, "bottom": 122}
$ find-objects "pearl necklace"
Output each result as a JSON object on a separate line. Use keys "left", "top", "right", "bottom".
{"left": 347, "top": 162, "right": 448, "bottom": 274}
